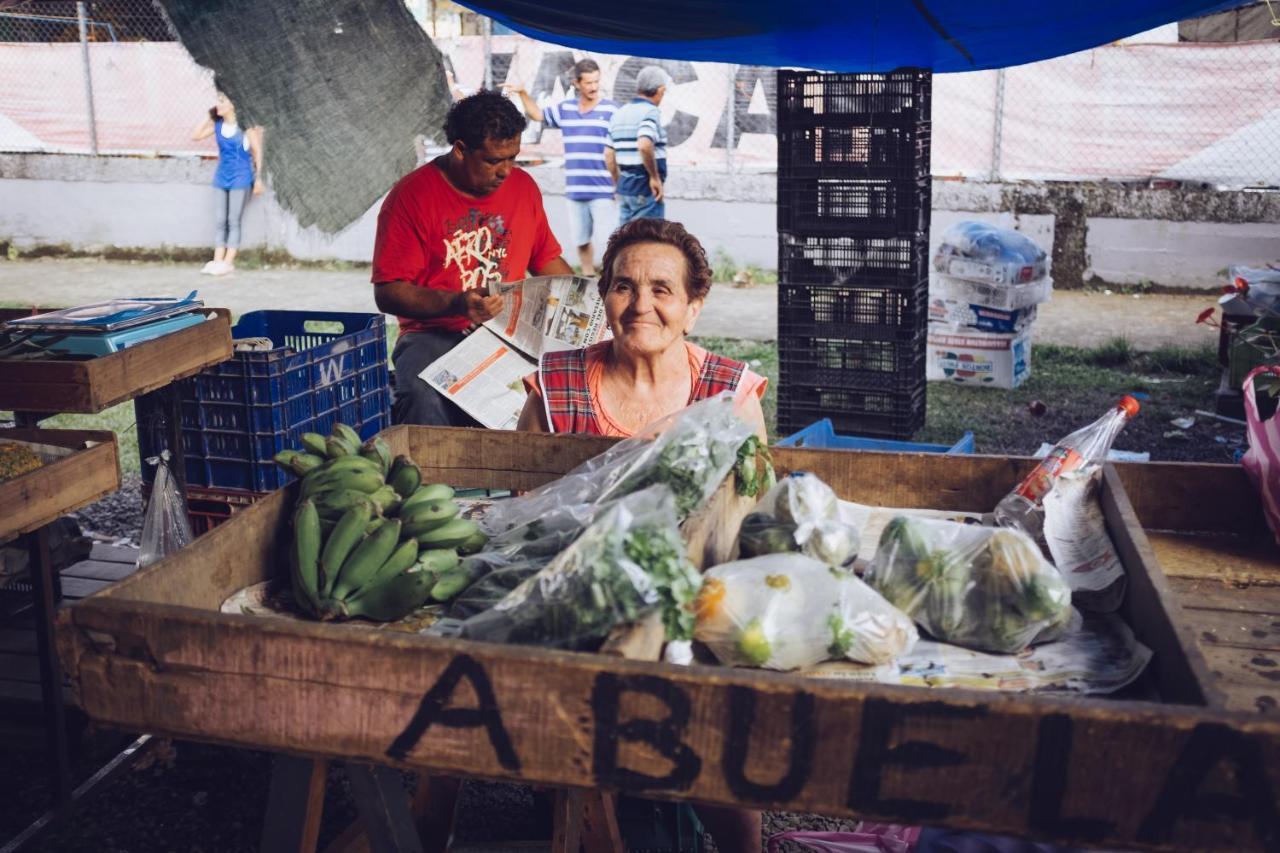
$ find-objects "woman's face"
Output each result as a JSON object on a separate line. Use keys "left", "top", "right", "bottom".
{"left": 215, "top": 92, "right": 234, "bottom": 117}
{"left": 604, "top": 242, "right": 703, "bottom": 358}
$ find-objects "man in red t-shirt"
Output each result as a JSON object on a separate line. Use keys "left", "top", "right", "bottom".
{"left": 372, "top": 90, "right": 572, "bottom": 425}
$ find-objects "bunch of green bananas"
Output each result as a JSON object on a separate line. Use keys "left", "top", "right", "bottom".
{"left": 273, "top": 423, "right": 487, "bottom": 622}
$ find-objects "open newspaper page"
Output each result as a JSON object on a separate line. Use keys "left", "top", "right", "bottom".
{"left": 419, "top": 326, "right": 535, "bottom": 430}
{"left": 484, "top": 275, "right": 610, "bottom": 357}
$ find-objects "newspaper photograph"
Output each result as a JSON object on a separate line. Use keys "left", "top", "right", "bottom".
{"left": 484, "top": 275, "right": 609, "bottom": 357}
{"left": 420, "top": 326, "right": 536, "bottom": 430}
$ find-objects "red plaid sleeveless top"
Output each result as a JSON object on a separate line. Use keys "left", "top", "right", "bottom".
{"left": 539, "top": 342, "right": 746, "bottom": 435}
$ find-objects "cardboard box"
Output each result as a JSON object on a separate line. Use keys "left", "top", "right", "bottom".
{"left": 926, "top": 326, "right": 1032, "bottom": 388}
{"left": 927, "top": 297, "right": 1037, "bottom": 334}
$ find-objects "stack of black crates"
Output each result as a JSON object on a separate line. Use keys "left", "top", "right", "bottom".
{"left": 775, "top": 69, "right": 932, "bottom": 439}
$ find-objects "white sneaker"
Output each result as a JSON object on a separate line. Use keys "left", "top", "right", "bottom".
{"left": 210, "top": 261, "right": 234, "bottom": 276}
{"left": 200, "top": 260, "right": 218, "bottom": 274}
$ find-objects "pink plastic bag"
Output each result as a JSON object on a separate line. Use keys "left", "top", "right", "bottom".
{"left": 768, "top": 823, "right": 921, "bottom": 853}
{"left": 1242, "top": 365, "right": 1280, "bottom": 546}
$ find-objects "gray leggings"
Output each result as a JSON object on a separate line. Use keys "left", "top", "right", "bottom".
{"left": 213, "top": 187, "right": 249, "bottom": 249}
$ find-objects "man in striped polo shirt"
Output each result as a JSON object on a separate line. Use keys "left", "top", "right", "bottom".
{"left": 605, "top": 65, "right": 672, "bottom": 227}
{"left": 508, "top": 59, "right": 617, "bottom": 276}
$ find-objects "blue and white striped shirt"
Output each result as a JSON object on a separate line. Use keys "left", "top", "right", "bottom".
{"left": 606, "top": 99, "right": 667, "bottom": 196}
{"left": 542, "top": 97, "right": 618, "bottom": 201}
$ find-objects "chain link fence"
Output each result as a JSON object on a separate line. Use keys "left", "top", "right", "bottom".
{"left": 1, "top": 1, "right": 1277, "bottom": 187}
{"left": 0, "top": 0, "right": 211, "bottom": 155}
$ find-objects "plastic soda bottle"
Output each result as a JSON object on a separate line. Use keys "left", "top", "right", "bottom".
{"left": 994, "top": 395, "right": 1141, "bottom": 536}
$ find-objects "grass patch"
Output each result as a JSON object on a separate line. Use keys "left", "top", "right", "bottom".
{"left": 709, "top": 249, "right": 778, "bottom": 286}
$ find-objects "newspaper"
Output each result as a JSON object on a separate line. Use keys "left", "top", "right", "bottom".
{"left": 421, "top": 275, "right": 610, "bottom": 429}
{"left": 484, "top": 275, "right": 609, "bottom": 357}
{"left": 801, "top": 611, "right": 1153, "bottom": 695}
{"left": 1043, "top": 467, "right": 1128, "bottom": 612}
{"left": 420, "top": 326, "right": 535, "bottom": 430}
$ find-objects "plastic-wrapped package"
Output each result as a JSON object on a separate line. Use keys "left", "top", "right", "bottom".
{"left": 450, "top": 485, "right": 701, "bottom": 650}
{"left": 137, "top": 451, "right": 194, "bottom": 569}
{"left": 481, "top": 393, "right": 753, "bottom": 538}
{"left": 737, "top": 474, "right": 860, "bottom": 567}
{"left": 695, "top": 554, "right": 917, "bottom": 670}
{"left": 864, "top": 516, "right": 1072, "bottom": 654}
{"left": 932, "top": 220, "right": 1049, "bottom": 285}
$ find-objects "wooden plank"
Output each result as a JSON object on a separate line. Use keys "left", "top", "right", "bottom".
{"left": 88, "top": 543, "right": 141, "bottom": 564}
{"left": 0, "top": 626, "right": 36, "bottom": 654}
{"left": 1186, "top": 608, "right": 1280, "bottom": 653}
{"left": 1199, "top": 645, "right": 1280, "bottom": 716}
{"left": 60, "top": 598, "right": 1280, "bottom": 853}
{"left": 0, "top": 651, "right": 41, "bottom": 682}
{"left": 59, "top": 575, "right": 112, "bottom": 600}
{"left": 550, "top": 789, "right": 582, "bottom": 853}
{"left": 63, "top": 558, "right": 137, "bottom": 583}
{"left": 1169, "top": 577, "right": 1280, "bottom": 615}
{"left": 1114, "top": 461, "right": 1267, "bottom": 538}
{"left": 1102, "top": 466, "right": 1218, "bottom": 707}
{"left": 260, "top": 755, "right": 329, "bottom": 853}
{"left": 345, "top": 764, "right": 424, "bottom": 853}
{"left": 0, "top": 308, "right": 232, "bottom": 413}
{"left": 1146, "top": 531, "right": 1280, "bottom": 586}
{"left": 579, "top": 791, "right": 623, "bottom": 853}
{"left": 0, "top": 429, "right": 120, "bottom": 540}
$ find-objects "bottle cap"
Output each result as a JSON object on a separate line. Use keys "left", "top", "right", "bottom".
{"left": 1118, "top": 395, "right": 1140, "bottom": 418}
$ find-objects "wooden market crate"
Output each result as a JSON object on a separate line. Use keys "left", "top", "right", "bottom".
{"left": 57, "top": 427, "right": 1280, "bottom": 852}
{"left": 0, "top": 307, "right": 232, "bottom": 414}
{"left": 0, "top": 428, "right": 120, "bottom": 541}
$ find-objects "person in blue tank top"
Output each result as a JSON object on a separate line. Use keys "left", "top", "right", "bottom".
{"left": 190, "top": 92, "right": 264, "bottom": 276}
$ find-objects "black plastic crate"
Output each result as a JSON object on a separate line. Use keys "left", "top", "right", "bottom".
{"left": 778, "top": 280, "right": 928, "bottom": 342}
{"left": 779, "top": 232, "right": 928, "bottom": 284}
{"left": 777, "top": 69, "right": 931, "bottom": 131}
{"left": 779, "top": 334, "right": 926, "bottom": 393}
{"left": 778, "top": 175, "right": 930, "bottom": 237}
{"left": 779, "top": 122, "right": 930, "bottom": 181}
{"left": 776, "top": 386, "right": 926, "bottom": 440}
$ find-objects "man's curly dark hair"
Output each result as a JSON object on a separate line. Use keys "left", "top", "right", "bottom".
{"left": 444, "top": 90, "right": 527, "bottom": 150}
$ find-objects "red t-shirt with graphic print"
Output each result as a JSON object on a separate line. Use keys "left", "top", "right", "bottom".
{"left": 371, "top": 163, "right": 563, "bottom": 334}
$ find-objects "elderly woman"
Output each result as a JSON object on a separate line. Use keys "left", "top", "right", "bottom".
{"left": 517, "top": 217, "right": 765, "bottom": 852}
{"left": 518, "top": 218, "right": 767, "bottom": 440}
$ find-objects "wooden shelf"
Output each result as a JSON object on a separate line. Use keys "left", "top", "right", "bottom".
{"left": 0, "top": 308, "right": 232, "bottom": 414}
{"left": 0, "top": 429, "right": 120, "bottom": 540}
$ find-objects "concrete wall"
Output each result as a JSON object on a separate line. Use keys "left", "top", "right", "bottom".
{"left": 2, "top": 153, "right": 1277, "bottom": 288}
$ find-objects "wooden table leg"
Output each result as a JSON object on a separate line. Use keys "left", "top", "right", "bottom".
{"left": 551, "top": 789, "right": 584, "bottom": 853}
{"left": 346, "top": 763, "right": 424, "bottom": 853}
{"left": 414, "top": 774, "right": 460, "bottom": 853}
{"left": 580, "top": 790, "right": 624, "bottom": 853}
{"left": 260, "top": 755, "right": 328, "bottom": 853}
{"left": 25, "top": 526, "right": 71, "bottom": 807}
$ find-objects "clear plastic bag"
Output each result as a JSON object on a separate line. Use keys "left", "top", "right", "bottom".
{"left": 864, "top": 517, "right": 1072, "bottom": 654}
{"left": 137, "top": 451, "right": 193, "bottom": 569}
{"left": 452, "top": 485, "right": 700, "bottom": 650}
{"left": 932, "top": 220, "right": 1049, "bottom": 286}
{"left": 694, "top": 554, "right": 917, "bottom": 670}
{"left": 737, "top": 474, "right": 860, "bottom": 567}
{"left": 481, "top": 392, "right": 752, "bottom": 537}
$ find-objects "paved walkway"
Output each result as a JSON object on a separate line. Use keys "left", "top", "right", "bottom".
{"left": 0, "top": 257, "right": 1215, "bottom": 350}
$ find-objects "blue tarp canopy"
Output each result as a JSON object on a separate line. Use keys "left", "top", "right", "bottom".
{"left": 458, "top": 1, "right": 1246, "bottom": 72}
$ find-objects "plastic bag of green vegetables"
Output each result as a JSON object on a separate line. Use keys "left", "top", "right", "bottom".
{"left": 694, "top": 554, "right": 916, "bottom": 670}
{"left": 864, "top": 516, "right": 1073, "bottom": 654}
{"left": 481, "top": 393, "right": 753, "bottom": 539}
{"left": 443, "top": 485, "right": 701, "bottom": 650}
{"left": 737, "top": 474, "right": 860, "bottom": 568}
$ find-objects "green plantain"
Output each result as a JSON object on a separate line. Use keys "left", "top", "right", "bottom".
{"left": 291, "top": 500, "right": 322, "bottom": 612}
{"left": 400, "top": 482, "right": 455, "bottom": 514}
{"left": 401, "top": 500, "right": 460, "bottom": 537}
{"left": 360, "top": 537, "right": 420, "bottom": 591}
{"left": 359, "top": 437, "right": 392, "bottom": 476}
{"left": 416, "top": 517, "right": 479, "bottom": 548}
{"left": 332, "top": 519, "right": 402, "bottom": 600}
{"left": 320, "top": 503, "right": 373, "bottom": 596}
{"left": 300, "top": 432, "right": 329, "bottom": 457}
{"left": 331, "top": 423, "right": 362, "bottom": 449}
{"left": 340, "top": 568, "right": 434, "bottom": 622}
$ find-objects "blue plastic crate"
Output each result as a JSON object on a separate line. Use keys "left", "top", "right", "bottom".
{"left": 777, "top": 418, "right": 974, "bottom": 454}
{"left": 136, "top": 311, "right": 392, "bottom": 492}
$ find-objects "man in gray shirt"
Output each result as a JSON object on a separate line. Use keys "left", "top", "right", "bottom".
{"left": 605, "top": 66, "right": 672, "bottom": 225}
